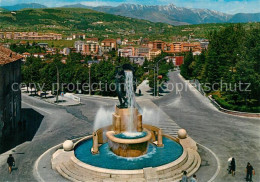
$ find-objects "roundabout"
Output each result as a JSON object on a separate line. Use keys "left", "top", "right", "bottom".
{"left": 50, "top": 65, "right": 201, "bottom": 182}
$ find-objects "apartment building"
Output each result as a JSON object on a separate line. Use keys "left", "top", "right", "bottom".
{"left": 148, "top": 49, "right": 162, "bottom": 60}
{"left": 118, "top": 47, "right": 135, "bottom": 57}
{"left": 83, "top": 38, "right": 99, "bottom": 55}
{"left": 101, "top": 39, "right": 117, "bottom": 53}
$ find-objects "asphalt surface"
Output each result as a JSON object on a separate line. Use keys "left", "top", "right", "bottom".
{"left": 153, "top": 71, "right": 260, "bottom": 182}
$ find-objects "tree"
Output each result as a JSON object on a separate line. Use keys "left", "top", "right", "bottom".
{"left": 181, "top": 50, "right": 193, "bottom": 79}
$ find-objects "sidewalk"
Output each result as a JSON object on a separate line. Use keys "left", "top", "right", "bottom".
{"left": 136, "top": 80, "right": 171, "bottom": 100}
{"left": 22, "top": 91, "right": 81, "bottom": 106}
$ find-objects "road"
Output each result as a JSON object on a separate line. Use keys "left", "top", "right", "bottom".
{"left": 153, "top": 71, "right": 260, "bottom": 182}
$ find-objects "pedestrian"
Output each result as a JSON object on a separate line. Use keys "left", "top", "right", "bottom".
{"left": 190, "top": 174, "right": 197, "bottom": 182}
{"left": 181, "top": 171, "right": 188, "bottom": 182}
{"left": 230, "top": 157, "right": 236, "bottom": 176}
{"left": 227, "top": 157, "right": 232, "bottom": 174}
{"left": 139, "top": 89, "right": 142, "bottom": 96}
{"left": 7, "top": 154, "right": 15, "bottom": 174}
{"left": 246, "top": 162, "right": 255, "bottom": 182}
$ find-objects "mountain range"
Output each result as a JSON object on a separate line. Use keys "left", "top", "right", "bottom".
{"left": 1, "top": 3, "right": 260, "bottom": 25}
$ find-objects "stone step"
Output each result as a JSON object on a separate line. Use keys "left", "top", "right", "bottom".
{"left": 103, "top": 178, "right": 146, "bottom": 182}
{"left": 156, "top": 149, "right": 188, "bottom": 177}
{"left": 57, "top": 165, "right": 81, "bottom": 182}
{"left": 60, "top": 163, "right": 92, "bottom": 182}
{"left": 186, "top": 150, "right": 199, "bottom": 174}
{"left": 187, "top": 150, "right": 201, "bottom": 176}
{"left": 69, "top": 158, "right": 110, "bottom": 178}
{"left": 159, "top": 149, "right": 201, "bottom": 182}
{"left": 65, "top": 161, "right": 103, "bottom": 181}
{"left": 158, "top": 149, "right": 195, "bottom": 180}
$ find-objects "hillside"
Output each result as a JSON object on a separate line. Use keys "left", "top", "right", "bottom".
{"left": 228, "top": 13, "right": 260, "bottom": 23}
{"left": 0, "top": 8, "right": 259, "bottom": 41}
{"left": 0, "top": 8, "right": 181, "bottom": 40}
{"left": 0, "top": 8, "right": 7, "bottom": 12}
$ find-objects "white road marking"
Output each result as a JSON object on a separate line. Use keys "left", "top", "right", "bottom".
{"left": 197, "top": 143, "right": 221, "bottom": 182}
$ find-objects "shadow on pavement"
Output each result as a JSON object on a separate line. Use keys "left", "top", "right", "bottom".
{"left": 0, "top": 108, "right": 44, "bottom": 154}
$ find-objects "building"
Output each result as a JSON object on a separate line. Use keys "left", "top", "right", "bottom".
{"left": 0, "top": 46, "right": 22, "bottom": 137}
{"left": 135, "top": 47, "right": 150, "bottom": 58}
{"left": 0, "top": 32, "right": 62, "bottom": 40}
{"left": 148, "top": 49, "right": 161, "bottom": 60}
{"left": 175, "top": 56, "right": 184, "bottom": 66}
{"left": 37, "top": 43, "right": 49, "bottom": 48}
{"left": 5, "top": 32, "right": 13, "bottom": 39}
{"left": 74, "top": 41, "right": 85, "bottom": 53}
{"left": 152, "top": 40, "right": 165, "bottom": 50}
{"left": 83, "top": 38, "right": 99, "bottom": 55}
{"left": 129, "top": 56, "right": 145, "bottom": 66}
{"left": 62, "top": 48, "right": 70, "bottom": 56}
{"left": 101, "top": 39, "right": 117, "bottom": 53}
{"left": 72, "top": 34, "right": 86, "bottom": 40}
{"left": 0, "top": 32, "right": 4, "bottom": 39}
{"left": 173, "top": 42, "right": 183, "bottom": 53}
{"left": 182, "top": 42, "right": 201, "bottom": 52}
{"left": 22, "top": 52, "right": 31, "bottom": 60}
{"left": 118, "top": 47, "right": 135, "bottom": 57}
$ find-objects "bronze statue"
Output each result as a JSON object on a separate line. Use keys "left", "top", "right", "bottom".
{"left": 115, "top": 64, "right": 136, "bottom": 108}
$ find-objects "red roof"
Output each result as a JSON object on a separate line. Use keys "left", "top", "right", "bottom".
{"left": 86, "top": 38, "right": 98, "bottom": 42}
{"left": 102, "top": 39, "right": 116, "bottom": 43}
{"left": 0, "top": 46, "right": 23, "bottom": 65}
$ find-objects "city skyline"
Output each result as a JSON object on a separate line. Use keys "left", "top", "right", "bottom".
{"left": 0, "top": 0, "right": 260, "bottom": 14}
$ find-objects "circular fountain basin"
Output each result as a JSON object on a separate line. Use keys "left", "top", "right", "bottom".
{"left": 106, "top": 130, "right": 152, "bottom": 157}
{"left": 114, "top": 132, "right": 148, "bottom": 139}
{"left": 74, "top": 136, "right": 183, "bottom": 170}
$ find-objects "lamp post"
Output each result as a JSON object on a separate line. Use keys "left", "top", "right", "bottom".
{"left": 88, "top": 64, "right": 91, "bottom": 96}
{"left": 144, "top": 66, "right": 156, "bottom": 98}
{"left": 55, "top": 65, "right": 59, "bottom": 103}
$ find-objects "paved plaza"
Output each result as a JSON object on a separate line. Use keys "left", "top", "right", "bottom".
{"left": 0, "top": 71, "right": 259, "bottom": 182}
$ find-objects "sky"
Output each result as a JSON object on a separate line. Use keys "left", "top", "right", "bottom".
{"left": 0, "top": 0, "right": 260, "bottom": 14}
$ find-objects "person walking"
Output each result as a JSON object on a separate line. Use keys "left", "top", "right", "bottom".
{"left": 7, "top": 154, "right": 15, "bottom": 174}
{"left": 227, "top": 157, "right": 232, "bottom": 174}
{"left": 181, "top": 171, "right": 188, "bottom": 182}
{"left": 246, "top": 162, "right": 255, "bottom": 182}
{"left": 190, "top": 174, "right": 197, "bottom": 182}
{"left": 230, "top": 157, "right": 236, "bottom": 176}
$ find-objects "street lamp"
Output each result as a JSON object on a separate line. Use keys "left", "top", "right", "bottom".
{"left": 55, "top": 65, "right": 59, "bottom": 103}
{"left": 88, "top": 64, "right": 91, "bottom": 96}
{"left": 144, "top": 66, "right": 156, "bottom": 98}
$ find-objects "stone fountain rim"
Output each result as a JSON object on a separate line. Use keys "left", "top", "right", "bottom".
{"left": 106, "top": 129, "right": 152, "bottom": 144}
{"left": 72, "top": 134, "right": 187, "bottom": 174}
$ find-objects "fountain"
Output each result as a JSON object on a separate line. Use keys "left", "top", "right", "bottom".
{"left": 51, "top": 64, "right": 201, "bottom": 181}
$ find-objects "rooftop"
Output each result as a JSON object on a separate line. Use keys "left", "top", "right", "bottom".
{"left": 0, "top": 46, "right": 23, "bottom": 65}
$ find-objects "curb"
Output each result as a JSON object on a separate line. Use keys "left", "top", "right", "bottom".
{"left": 180, "top": 74, "right": 260, "bottom": 119}
{"left": 208, "top": 96, "right": 260, "bottom": 118}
